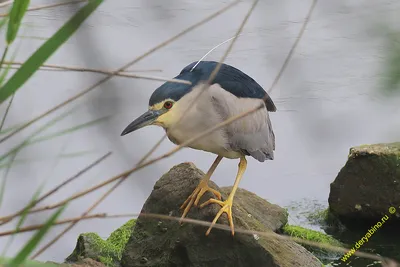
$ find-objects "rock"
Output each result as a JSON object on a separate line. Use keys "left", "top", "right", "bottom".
{"left": 328, "top": 142, "right": 400, "bottom": 228}
{"left": 66, "top": 219, "right": 136, "bottom": 267}
{"left": 66, "top": 258, "right": 108, "bottom": 267}
{"left": 220, "top": 186, "right": 287, "bottom": 232}
{"left": 121, "top": 162, "right": 323, "bottom": 267}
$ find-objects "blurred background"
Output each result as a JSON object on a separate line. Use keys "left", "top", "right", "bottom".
{"left": 0, "top": 0, "right": 400, "bottom": 265}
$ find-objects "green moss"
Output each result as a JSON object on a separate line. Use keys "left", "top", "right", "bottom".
{"left": 282, "top": 224, "right": 342, "bottom": 265}
{"left": 283, "top": 225, "right": 341, "bottom": 247}
{"left": 82, "top": 233, "right": 117, "bottom": 266}
{"left": 106, "top": 219, "right": 136, "bottom": 259}
{"left": 66, "top": 219, "right": 135, "bottom": 267}
{"left": 98, "top": 256, "right": 114, "bottom": 267}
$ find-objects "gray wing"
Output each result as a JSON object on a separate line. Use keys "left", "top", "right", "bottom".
{"left": 209, "top": 84, "right": 275, "bottom": 162}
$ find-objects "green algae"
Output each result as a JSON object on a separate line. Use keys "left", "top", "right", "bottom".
{"left": 66, "top": 219, "right": 135, "bottom": 267}
{"left": 283, "top": 224, "right": 341, "bottom": 247}
{"left": 106, "top": 219, "right": 136, "bottom": 258}
{"left": 282, "top": 224, "right": 342, "bottom": 264}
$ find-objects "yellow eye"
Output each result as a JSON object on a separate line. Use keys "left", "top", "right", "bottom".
{"left": 164, "top": 101, "right": 173, "bottom": 109}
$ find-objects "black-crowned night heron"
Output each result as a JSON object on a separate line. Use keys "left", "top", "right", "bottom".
{"left": 121, "top": 61, "right": 276, "bottom": 236}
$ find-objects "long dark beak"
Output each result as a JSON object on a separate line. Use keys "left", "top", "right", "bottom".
{"left": 121, "top": 110, "right": 161, "bottom": 136}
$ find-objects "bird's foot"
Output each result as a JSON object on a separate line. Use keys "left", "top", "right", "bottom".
{"left": 200, "top": 197, "right": 234, "bottom": 236}
{"left": 179, "top": 179, "right": 222, "bottom": 223}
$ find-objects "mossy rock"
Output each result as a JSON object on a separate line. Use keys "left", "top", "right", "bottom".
{"left": 121, "top": 163, "right": 323, "bottom": 267}
{"left": 328, "top": 142, "right": 400, "bottom": 229}
{"left": 66, "top": 219, "right": 135, "bottom": 267}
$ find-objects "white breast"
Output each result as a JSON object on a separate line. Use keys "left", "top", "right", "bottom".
{"left": 165, "top": 84, "right": 242, "bottom": 159}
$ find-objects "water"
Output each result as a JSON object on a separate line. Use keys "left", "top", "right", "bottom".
{"left": 1, "top": 0, "right": 400, "bottom": 266}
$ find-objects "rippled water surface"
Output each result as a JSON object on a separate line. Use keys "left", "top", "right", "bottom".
{"left": 1, "top": 0, "right": 400, "bottom": 266}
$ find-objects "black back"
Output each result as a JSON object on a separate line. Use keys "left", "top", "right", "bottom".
{"left": 149, "top": 61, "right": 276, "bottom": 112}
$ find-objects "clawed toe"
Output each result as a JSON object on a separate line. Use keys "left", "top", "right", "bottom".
{"left": 179, "top": 180, "right": 222, "bottom": 223}
{"left": 203, "top": 198, "right": 234, "bottom": 236}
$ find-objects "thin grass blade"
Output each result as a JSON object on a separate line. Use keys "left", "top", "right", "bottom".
{"left": 0, "top": 35, "right": 23, "bottom": 132}
{"left": 0, "top": 150, "right": 16, "bottom": 207}
{"left": 0, "top": 45, "right": 20, "bottom": 129}
{"left": 0, "top": 150, "right": 96, "bottom": 169}
{"left": 0, "top": 58, "right": 12, "bottom": 86}
{"left": 0, "top": 115, "right": 108, "bottom": 164}
{"left": 29, "top": 115, "right": 110, "bottom": 144}
{"left": 0, "top": 0, "right": 103, "bottom": 103}
{"left": 8, "top": 205, "right": 66, "bottom": 267}
{"left": 1, "top": 186, "right": 43, "bottom": 256}
{"left": 6, "top": 0, "right": 29, "bottom": 44}
{"left": 0, "top": 110, "right": 101, "bottom": 207}
{"left": 0, "top": 123, "right": 23, "bottom": 135}
{"left": 0, "top": 108, "right": 76, "bottom": 164}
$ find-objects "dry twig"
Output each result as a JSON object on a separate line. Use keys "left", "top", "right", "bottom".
{"left": 0, "top": 152, "right": 112, "bottom": 225}
{"left": 4, "top": 61, "right": 163, "bottom": 73}
{"left": 0, "top": 0, "right": 13, "bottom": 9}
{"left": 3, "top": 62, "right": 185, "bottom": 84}
{"left": 267, "top": 0, "right": 317, "bottom": 94}
{"left": 31, "top": 178, "right": 124, "bottom": 258}
{"left": 0, "top": 0, "right": 240, "bottom": 144}
{"left": 0, "top": 212, "right": 136, "bottom": 237}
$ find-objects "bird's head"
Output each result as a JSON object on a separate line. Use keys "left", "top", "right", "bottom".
{"left": 121, "top": 61, "right": 204, "bottom": 136}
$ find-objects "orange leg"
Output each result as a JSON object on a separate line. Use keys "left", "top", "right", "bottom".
{"left": 200, "top": 156, "right": 247, "bottom": 236}
{"left": 179, "top": 156, "right": 223, "bottom": 223}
